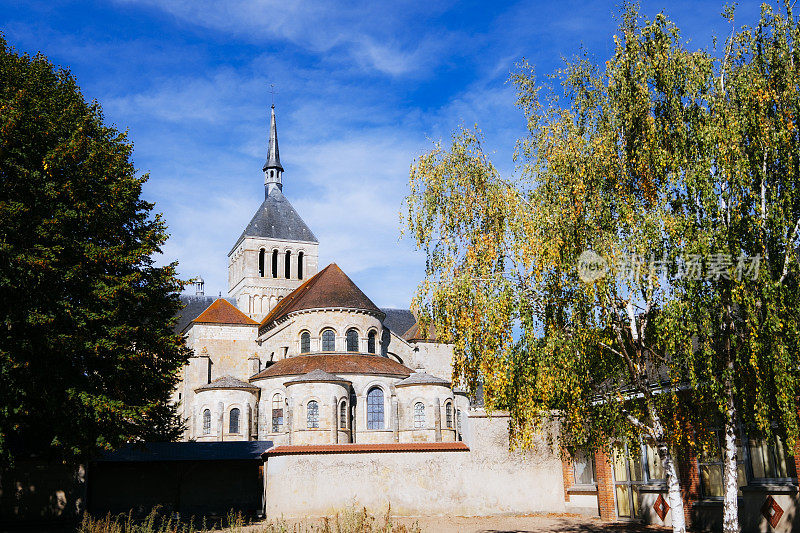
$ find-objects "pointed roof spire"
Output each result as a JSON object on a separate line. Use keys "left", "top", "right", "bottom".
{"left": 263, "top": 104, "right": 283, "bottom": 172}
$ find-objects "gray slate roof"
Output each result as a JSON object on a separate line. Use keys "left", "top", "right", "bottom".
{"left": 175, "top": 295, "right": 236, "bottom": 334}
{"left": 284, "top": 369, "right": 351, "bottom": 385}
{"left": 381, "top": 308, "right": 416, "bottom": 337}
{"left": 195, "top": 375, "right": 259, "bottom": 392}
{"left": 94, "top": 441, "right": 273, "bottom": 463}
{"left": 396, "top": 372, "right": 451, "bottom": 387}
{"left": 231, "top": 188, "right": 318, "bottom": 254}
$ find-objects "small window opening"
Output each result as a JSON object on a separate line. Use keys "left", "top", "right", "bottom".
{"left": 229, "top": 408, "right": 240, "bottom": 434}
{"left": 321, "top": 329, "right": 335, "bottom": 351}
{"left": 307, "top": 401, "right": 319, "bottom": 429}
{"left": 285, "top": 250, "right": 291, "bottom": 279}
{"left": 346, "top": 328, "right": 359, "bottom": 352}
{"left": 202, "top": 409, "right": 211, "bottom": 435}
{"left": 271, "top": 250, "right": 278, "bottom": 278}
{"left": 298, "top": 251, "right": 304, "bottom": 279}
{"left": 300, "top": 331, "right": 311, "bottom": 353}
{"left": 367, "top": 331, "right": 376, "bottom": 354}
{"left": 258, "top": 248, "right": 265, "bottom": 277}
{"left": 413, "top": 402, "right": 425, "bottom": 429}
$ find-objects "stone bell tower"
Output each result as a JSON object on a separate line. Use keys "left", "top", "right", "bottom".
{"left": 228, "top": 105, "right": 319, "bottom": 321}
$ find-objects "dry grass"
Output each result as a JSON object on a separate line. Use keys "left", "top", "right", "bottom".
{"left": 78, "top": 506, "right": 421, "bottom": 533}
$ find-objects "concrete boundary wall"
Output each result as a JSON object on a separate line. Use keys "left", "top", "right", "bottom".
{"left": 263, "top": 424, "right": 565, "bottom": 517}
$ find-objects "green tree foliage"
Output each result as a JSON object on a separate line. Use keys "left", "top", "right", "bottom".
{"left": 0, "top": 36, "right": 191, "bottom": 465}
{"left": 661, "top": 5, "right": 800, "bottom": 531}
{"left": 406, "top": 4, "right": 800, "bottom": 531}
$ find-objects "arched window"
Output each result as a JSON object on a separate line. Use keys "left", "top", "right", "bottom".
{"left": 346, "top": 328, "right": 359, "bottom": 352}
{"left": 339, "top": 400, "right": 347, "bottom": 429}
{"left": 229, "top": 408, "right": 240, "bottom": 434}
{"left": 285, "top": 250, "right": 291, "bottom": 279}
{"left": 366, "top": 387, "right": 384, "bottom": 430}
{"left": 202, "top": 409, "right": 211, "bottom": 435}
{"left": 271, "top": 250, "right": 278, "bottom": 278}
{"left": 258, "top": 248, "right": 265, "bottom": 277}
{"left": 456, "top": 409, "right": 462, "bottom": 440}
{"left": 298, "top": 251, "right": 304, "bottom": 280}
{"left": 300, "top": 331, "right": 311, "bottom": 354}
{"left": 413, "top": 402, "right": 425, "bottom": 429}
{"left": 307, "top": 400, "right": 319, "bottom": 428}
{"left": 271, "top": 394, "right": 284, "bottom": 432}
{"left": 367, "top": 331, "right": 377, "bottom": 354}
{"left": 445, "top": 401, "right": 453, "bottom": 429}
{"left": 321, "top": 329, "right": 335, "bottom": 351}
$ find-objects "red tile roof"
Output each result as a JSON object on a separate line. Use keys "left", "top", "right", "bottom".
{"left": 402, "top": 320, "right": 440, "bottom": 342}
{"left": 193, "top": 298, "right": 258, "bottom": 326}
{"left": 259, "top": 263, "right": 383, "bottom": 331}
{"left": 250, "top": 353, "right": 412, "bottom": 381}
{"left": 264, "top": 442, "right": 469, "bottom": 457}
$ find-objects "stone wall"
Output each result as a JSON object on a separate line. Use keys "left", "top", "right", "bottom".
{"left": 263, "top": 411, "right": 565, "bottom": 517}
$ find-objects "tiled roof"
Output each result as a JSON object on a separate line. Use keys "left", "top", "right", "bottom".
{"left": 231, "top": 188, "right": 317, "bottom": 254}
{"left": 260, "top": 263, "right": 383, "bottom": 330}
{"left": 284, "top": 369, "right": 351, "bottom": 385}
{"left": 195, "top": 375, "right": 260, "bottom": 392}
{"left": 380, "top": 308, "right": 416, "bottom": 337}
{"left": 251, "top": 354, "right": 412, "bottom": 381}
{"left": 193, "top": 299, "right": 258, "bottom": 326}
{"left": 175, "top": 295, "right": 237, "bottom": 333}
{"left": 264, "top": 442, "right": 469, "bottom": 457}
{"left": 395, "top": 372, "right": 451, "bottom": 387}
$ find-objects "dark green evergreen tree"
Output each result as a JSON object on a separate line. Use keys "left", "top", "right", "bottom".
{"left": 0, "top": 35, "right": 191, "bottom": 465}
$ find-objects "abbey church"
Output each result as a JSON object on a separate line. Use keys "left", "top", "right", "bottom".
{"left": 173, "top": 105, "right": 462, "bottom": 447}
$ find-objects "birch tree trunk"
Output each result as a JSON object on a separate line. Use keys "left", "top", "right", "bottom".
{"left": 657, "top": 443, "right": 686, "bottom": 533}
{"left": 722, "top": 382, "right": 740, "bottom": 532}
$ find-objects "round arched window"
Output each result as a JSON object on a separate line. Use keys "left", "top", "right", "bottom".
{"left": 366, "top": 387, "right": 384, "bottom": 430}
{"left": 321, "top": 329, "right": 335, "bottom": 351}
{"left": 413, "top": 402, "right": 425, "bottom": 429}
{"left": 307, "top": 400, "right": 319, "bottom": 428}
{"left": 346, "top": 328, "right": 359, "bottom": 352}
{"left": 229, "top": 408, "right": 240, "bottom": 434}
{"left": 300, "top": 331, "right": 311, "bottom": 353}
{"left": 367, "top": 330, "right": 377, "bottom": 354}
{"left": 202, "top": 409, "right": 211, "bottom": 435}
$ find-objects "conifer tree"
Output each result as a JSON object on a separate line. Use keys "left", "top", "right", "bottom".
{"left": 0, "top": 36, "right": 190, "bottom": 465}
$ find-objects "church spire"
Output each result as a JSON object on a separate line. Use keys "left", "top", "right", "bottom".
{"left": 263, "top": 104, "right": 283, "bottom": 195}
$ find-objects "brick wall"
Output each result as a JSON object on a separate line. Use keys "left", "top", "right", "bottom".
{"left": 594, "top": 449, "right": 616, "bottom": 521}
{"left": 561, "top": 452, "right": 573, "bottom": 502}
{"left": 677, "top": 443, "right": 701, "bottom": 528}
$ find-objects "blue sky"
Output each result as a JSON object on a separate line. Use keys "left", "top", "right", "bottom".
{"left": 1, "top": 0, "right": 762, "bottom": 308}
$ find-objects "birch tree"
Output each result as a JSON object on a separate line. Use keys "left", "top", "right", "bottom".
{"left": 404, "top": 9, "right": 707, "bottom": 532}
{"left": 663, "top": 4, "right": 800, "bottom": 532}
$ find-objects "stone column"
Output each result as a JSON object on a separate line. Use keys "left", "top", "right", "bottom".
{"left": 217, "top": 402, "right": 224, "bottom": 442}
{"left": 246, "top": 404, "right": 252, "bottom": 442}
{"left": 391, "top": 394, "right": 400, "bottom": 442}
{"left": 286, "top": 397, "right": 294, "bottom": 445}
{"left": 331, "top": 396, "right": 338, "bottom": 444}
{"left": 434, "top": 398, "right": 442, "bottom": 442}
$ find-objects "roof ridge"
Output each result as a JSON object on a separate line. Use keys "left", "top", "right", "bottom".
{"left": 259, "top": 264, "right": 332, "bottom": 327}
{"left": 193, "top": 298, "right": 258, "bottom": 326}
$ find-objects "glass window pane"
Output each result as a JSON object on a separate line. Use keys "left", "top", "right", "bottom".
{"left": 632, "top": 486, "right": 641, "bottom": 518}
{"left": 750, "top": 439, "right": 770, "bottom": 478}
{"left": 613, "top": 447, "right": 629, "bottom": 482}
{"left": 300, "top": 332, "right": 310, "bottom": 353}
{"left": 307, "top": 401, "right": 319, "bottom": 428}
{"left": 367, "top": 388, "right": 384, "bottom": 429}
{"left": 367, "top": 331, "right": 376, "bottom": 354}
{"left": 616, "top": 485, "right": 631, "bottom": 518}
{"left": 574, "top": 451, "right": 595, "bottom": 485}
{"left": 322, "top": 330, "right": 335, "bottom": 351}
{"left": 775, "top": 436, "right": 789, "bottom": 478}
{"left": 646, "top": 445, "right": 665, "bottom": 481}
{"left": 629, "top": 447, "right": 644, "bottom": 482}
{"left": 700, "top": 465, "right": 723, "bottom": 497}
{"left": 346, "top": 329, "right": 359, "bottom": 352}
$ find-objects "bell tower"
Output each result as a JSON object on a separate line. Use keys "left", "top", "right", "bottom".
{"left": 228, "top": 106, "right": 319, "bottom": 321}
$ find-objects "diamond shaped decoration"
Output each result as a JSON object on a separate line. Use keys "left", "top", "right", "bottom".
{"left": 761, "top": 495, "right": 784, "bottom": 528}
{"left": 654, "top": 493, "right": 670, "bottom": 522}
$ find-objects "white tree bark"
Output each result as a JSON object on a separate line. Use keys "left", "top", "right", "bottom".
{"left": 657, "top": 443, "right": 686, "bottom": 533}
{"left": 722, "top": 394, "right": 740, "bottom": 533}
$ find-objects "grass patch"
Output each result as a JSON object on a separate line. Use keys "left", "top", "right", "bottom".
{"left": 78, "top": 506, "right": 422, "bottom": 533}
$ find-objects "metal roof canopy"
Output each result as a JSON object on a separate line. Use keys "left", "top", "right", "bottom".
{"left": 93, "top": 441, "right": 274, "bottom": 463}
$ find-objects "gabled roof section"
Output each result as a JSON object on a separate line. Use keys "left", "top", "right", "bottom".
{"left": 195, "top": 375, "right": 259, "bottom": 392}
{"left": 396, "top": 371, "right": 450, "bottom": 387}
{"left": 193, "top": 298, "right": 258, "bottom": 326}
{"left": 402, "top": 320, "right": 439, "bottom": 342}
{"left": 175, "top": 295, "right": 237, "bottom": 333}
{"left": 260, "top": 263, "right": 384, "bottom": 330}
{"left": 230, "top": 188, "right": 318, "bottom": 255}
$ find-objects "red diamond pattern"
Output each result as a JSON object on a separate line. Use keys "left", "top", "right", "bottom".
{"left": 761, "top": 495, "right": 784, "bottom": 528}
{"left": 654, "top": 493, "right": 670, "bottom": 522}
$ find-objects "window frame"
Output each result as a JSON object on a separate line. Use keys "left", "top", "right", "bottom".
{"left": 572, "top": 449, "right": 596, "bottom": 486}
{"left": 202, "top": 409, "right": 212, "bottom": 435}
{"left": 366, "top": 387, "right": 385, "bottom": 430}
{"left": 271, "top": 393, "right": 284, "bottom": 433}
{"left": 367, "top": 330, "right": 377, "bottom": 354}
{"left": 321, "top": 329, "right": 336, "bottom": 352}
{"left": 300, "top": 331, "right": 311, "bottom": 354}
{"left": 346, "top": 328, "right": 359, "bottom": 352}
{"left": 229, "top": 407, "right": 241, "bottom": 434}
{"left": 339, "top": 400, "right": 348, "bottom": 429}
{"left": 445, "top": 401, "right": 453, "bottom": 429}
{"left": 413, "top": 402, "right": 426, "bottom": 429}
{"left": 307, "top": 400, "right": 319, "bottom": 429}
